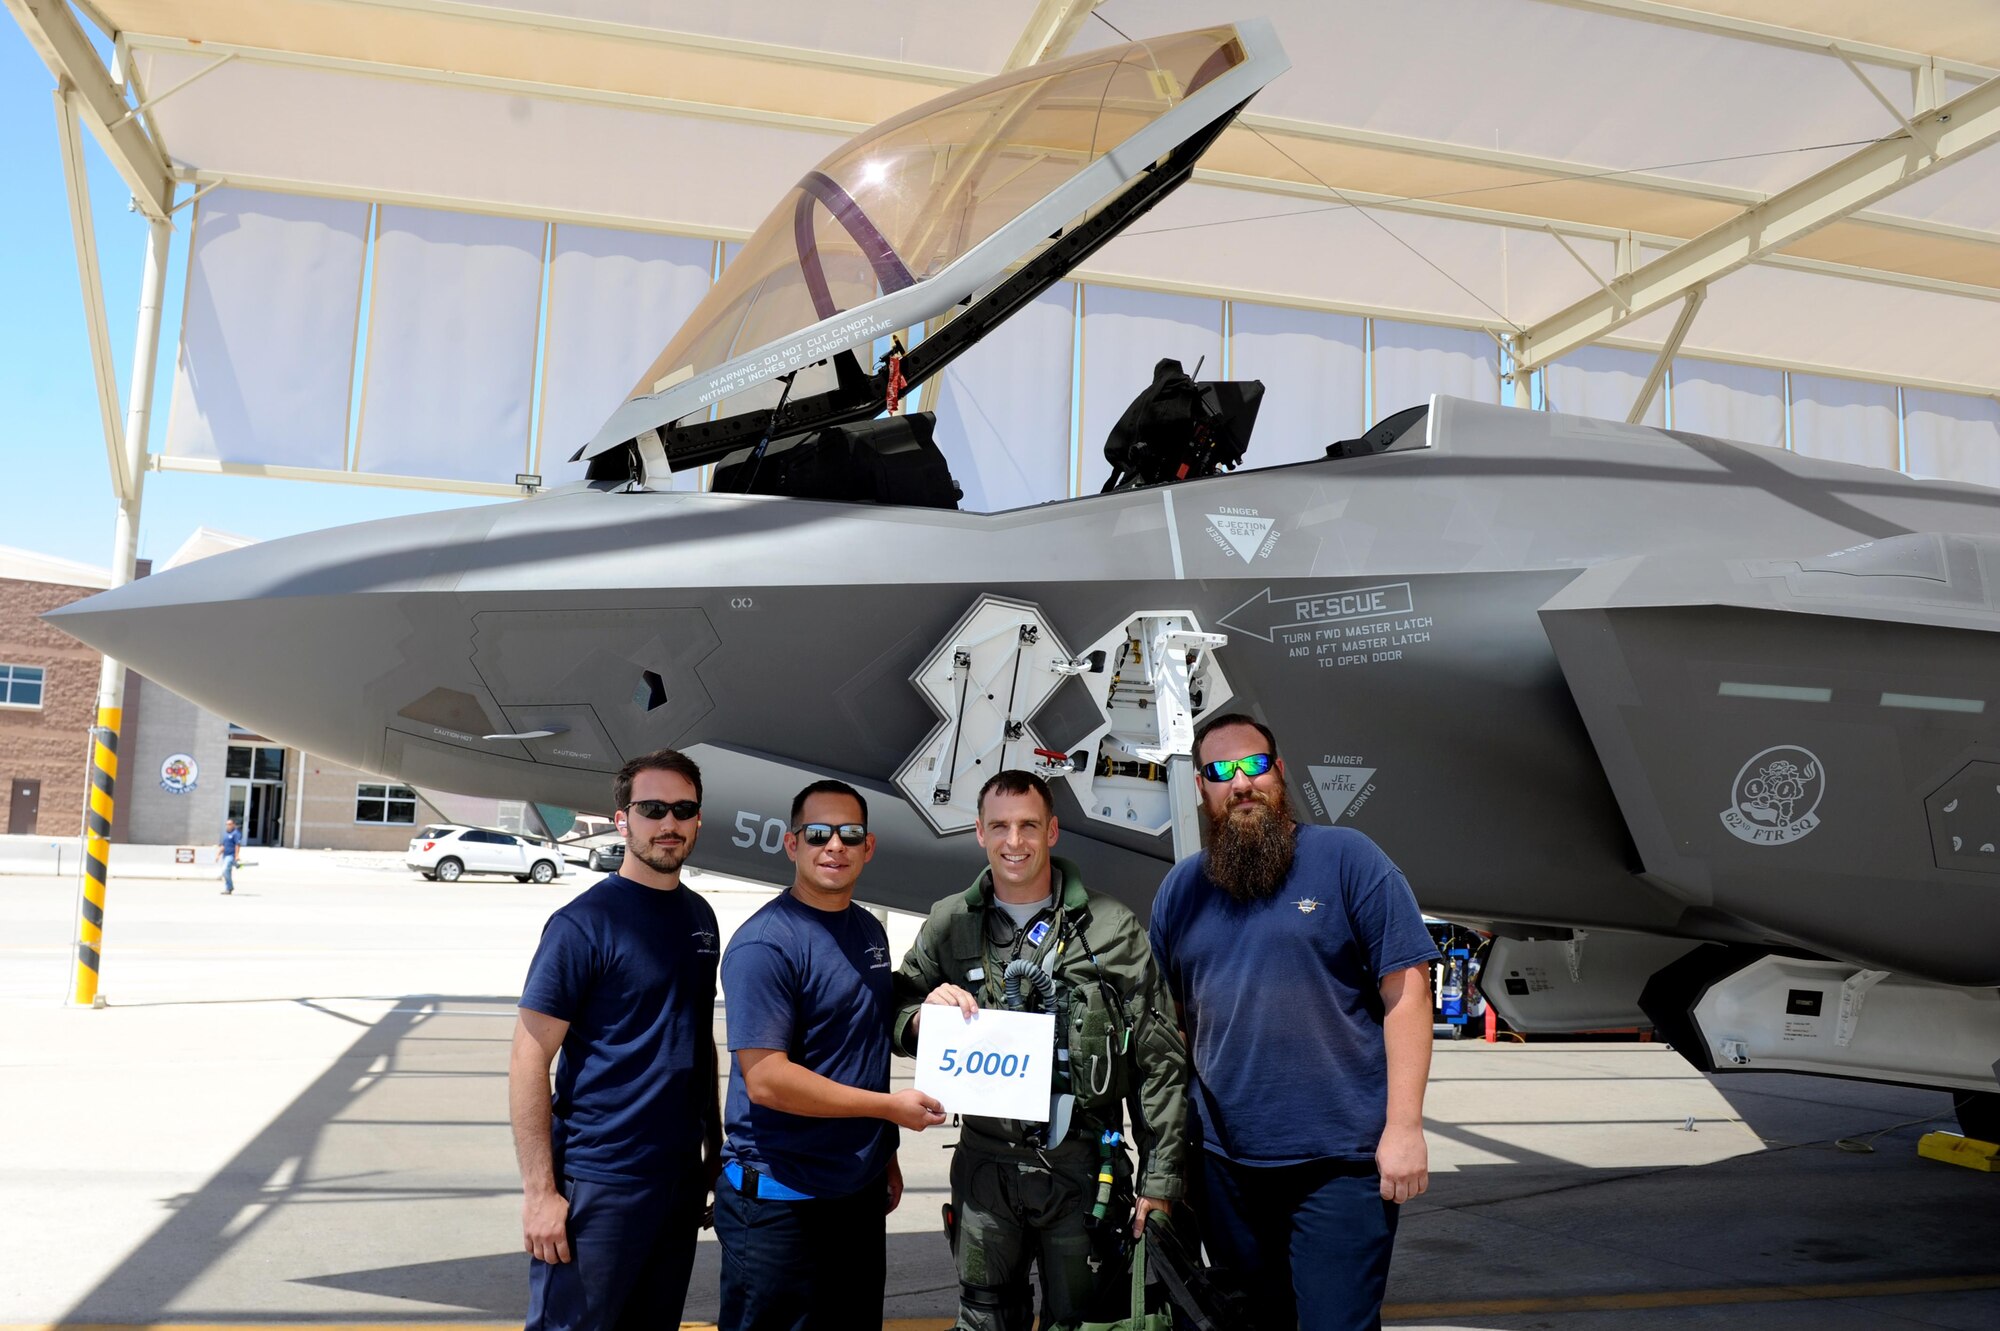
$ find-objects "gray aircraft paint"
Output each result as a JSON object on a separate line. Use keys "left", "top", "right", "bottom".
{"left": 51, "top": 396, "right": 2000, "bottom": 987}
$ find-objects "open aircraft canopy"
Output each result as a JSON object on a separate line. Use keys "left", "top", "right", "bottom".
{"left": 581, "top": 21, "right": 1287, "bottom": 464}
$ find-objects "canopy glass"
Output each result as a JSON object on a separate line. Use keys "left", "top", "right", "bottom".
{"left": 614, "top": 26, "right": 1254, "bottom": 436}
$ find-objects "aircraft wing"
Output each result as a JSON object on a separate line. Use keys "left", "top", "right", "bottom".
{"left": 1539, "top": 533, "right": 2000, "bottom": 984}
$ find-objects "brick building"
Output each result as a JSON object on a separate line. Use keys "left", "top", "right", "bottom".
{"left": 0, "top": 549, "right": 114, "bottom": 837}
{"left": 0, "top": 536, "right": 537, "bottom": 851}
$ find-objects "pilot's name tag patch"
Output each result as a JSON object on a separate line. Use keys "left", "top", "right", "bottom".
{"left": 915, "top": 1008, "right": 1054, "bottom": 1121}
{"left": 1026, "top": 920, "right": 1052, "bottom": 947}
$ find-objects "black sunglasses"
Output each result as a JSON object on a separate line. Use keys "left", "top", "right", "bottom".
{"left": 793, "top": 822, "right": 868, "bottom": 847}
{"left": 625, "top": 798, "right": 701, "bottom": 821}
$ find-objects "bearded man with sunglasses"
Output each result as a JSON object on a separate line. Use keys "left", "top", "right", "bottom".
{"left": 715, "top": 779, "right": 947, "bottom": 1331}
{"left": 891, "top": 769, "right": 1189, "bottom": 1331}
{"left": 510, "top": 747, "right": 722, "bottom": 1331}
{"left": 1148, "top": 713, "right": 1438, "bottom": 1331}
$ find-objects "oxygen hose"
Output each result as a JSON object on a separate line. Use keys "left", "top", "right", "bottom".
{"left": 1004, "top": 959, "right": 1065, "bottom": 1148}
{"left": 1002, "top": 958, "right": 1055, "bottom": 1011}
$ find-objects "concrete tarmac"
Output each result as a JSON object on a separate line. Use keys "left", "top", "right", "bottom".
{"left": 1, "top": 852, "right": 1995, "bottom": 1330}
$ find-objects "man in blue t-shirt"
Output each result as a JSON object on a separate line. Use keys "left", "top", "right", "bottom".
{"left": 715, "top": 779, "right": 946, "bottom": 1331}
{"left": 1149, "top": 713, "right": 1438, "bottom": 1331}
{"left": 216, "top": 819, "right": 242, "bottom": 895}
{"left": 510, "top": 748, "right": 722, "bottom": 1330}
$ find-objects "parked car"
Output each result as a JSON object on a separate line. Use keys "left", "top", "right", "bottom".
{"left": 557, "top": 814, "right": 624, "bottom": 865}
{"left": 407, "top": 825, "right": 565, "bottom": 883}
{"left": 585, "top": 842, "right": 625, "bottom": 873}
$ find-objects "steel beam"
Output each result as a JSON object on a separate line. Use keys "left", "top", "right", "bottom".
{"left": 1004, "top": 0, "right": 1100, "bottom": 70}
{"left": 1514, "top": 72, "right": 2000, "bottom": 372}
{"left": 1627, "top": 287, "right": 1704, "bottom": 425}
{"left": 1537, "top": 0, "right": 1994, "bottom": 80}
{"left": 124, "top": 32, "right": 2000, "bottom": 278}
{"left": 150, "top": 453, "right": 536, "bottom": 497}
{"left": 52, "top": 86, "right": 130, "bottom": 501}
{"left": 6, "top": 0, "right": 174, "bottom": 221}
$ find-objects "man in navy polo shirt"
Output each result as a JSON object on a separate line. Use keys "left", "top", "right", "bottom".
{"left": 1149, "top": 713, "right": 1438, "bottom": 1331}
{"left": 510, "top": 748, "right": 722, "bottom": 1330}
{"left": 715, "top": 779, "right": 947, "bottom": 1331}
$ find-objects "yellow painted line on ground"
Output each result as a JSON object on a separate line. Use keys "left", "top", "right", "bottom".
{"left": 1383, "top": 1271, "right": 2000, "bottom": 1320}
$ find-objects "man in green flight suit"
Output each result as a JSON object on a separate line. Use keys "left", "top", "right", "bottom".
{"left": 893, "top": 769, "right": 1190, "bottom": 1331}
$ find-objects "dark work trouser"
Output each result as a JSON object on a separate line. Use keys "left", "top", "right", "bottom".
{"left": 525, "top": 1158, "right": 705, "bottom": 1331}
{"left": 714, "top": 1169, "right": 887, "bottom": 1331}
{"left": 950, "top": 1130, "right": 1131, "bottom": 1331}
{"left": 1194, "top": 1151, "right": 1398, "bottom": 1331}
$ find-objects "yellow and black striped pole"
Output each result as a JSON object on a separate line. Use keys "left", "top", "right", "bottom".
{"left": 63, "top": 206, "right": 174, "bottom": 1007}
{"left": 73, "top": 708, "right": 120, "bottom": 1005}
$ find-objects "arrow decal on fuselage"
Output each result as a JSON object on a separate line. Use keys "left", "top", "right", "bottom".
{"left": 1218, "top": 583, "right": 1417, "bottom": 643}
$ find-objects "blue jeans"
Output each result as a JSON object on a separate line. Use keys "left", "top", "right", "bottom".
{"left": 714, "top": 1168, "right": 886, "bottom": 1331}
{"left": 1195, "top": 1151, "right": 1399, "bottom": 1331}
{"left": 221, "top": 857, "right": 235, "bottom": 893}
{"left": 526, "top": 1161, "right": 705, "bottom": 1331}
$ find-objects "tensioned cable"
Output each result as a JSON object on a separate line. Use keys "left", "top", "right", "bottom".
{"left": 1121, "top": 138, "right": 1885, "bottom": 240}
{"left": 1091, "top": 9, "right": 1912, "bottom": 336}
{"left": 1239, "top": 123, "right": 1530, "bottom": 333}
{"left": 1092, "top": 9, "right": 1524, "bottom": 333}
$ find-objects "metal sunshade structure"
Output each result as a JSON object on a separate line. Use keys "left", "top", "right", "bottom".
{"left": 13, "top": 0, "right": 2000, "bottom": 506}
{"left": 10, "top": 0, "right": 2000, "bottom": 1005}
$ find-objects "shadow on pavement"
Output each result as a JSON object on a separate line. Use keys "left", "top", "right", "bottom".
{"left": 63, "top": 995, "right": 525, "bottom": 1324}
{"left": 59, "top": 994, "right": 961, "bottom": 1324}
{"left": 58, "top": 1007, "right": 2000, "bottom": 1328}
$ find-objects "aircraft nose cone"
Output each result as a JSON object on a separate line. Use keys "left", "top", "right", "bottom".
{"left": 37, "top": 511, "right": 483, "bottom": 770}
{"left": 43, "top": 555, "right": 338, "bottom": 752}
{"left": 43, "top": 574, "right": 182, "bottom": 662}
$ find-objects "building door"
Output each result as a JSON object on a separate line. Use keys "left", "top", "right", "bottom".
{"left": 7, "top": 779, "right": 39, "bottom": 835}
{"left": 226, "top": 781, "right": 286, "bottom": 848}
{"left": 225, "top": 744, "right": 287, "bottom": 846}
{"left": 248, "top": 783, "right": 283, "bottom": 846}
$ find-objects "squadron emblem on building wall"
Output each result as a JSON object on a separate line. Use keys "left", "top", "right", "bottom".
{"left": 158, "top": 753, "right": 198, "bottom": 795}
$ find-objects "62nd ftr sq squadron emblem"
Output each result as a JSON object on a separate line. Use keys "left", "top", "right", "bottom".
{"left": 1719, "top": 746, "right": 1825, "bottom": 845}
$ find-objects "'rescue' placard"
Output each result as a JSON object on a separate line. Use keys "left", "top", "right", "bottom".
{"left": 914, "top": 1007, "right": 1054, "bottom": 1121}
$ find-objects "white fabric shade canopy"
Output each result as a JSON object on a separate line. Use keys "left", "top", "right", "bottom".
{"left": 18, "top": 0, "right": 2000, "bottom": 501}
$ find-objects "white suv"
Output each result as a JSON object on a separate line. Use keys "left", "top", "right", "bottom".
{"left": 407, "top": 825, "right": 565, "bottom": 884}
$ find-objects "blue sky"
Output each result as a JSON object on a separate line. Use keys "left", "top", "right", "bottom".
{"left": 0, "top": 25, "right": 497, "bottom": 572}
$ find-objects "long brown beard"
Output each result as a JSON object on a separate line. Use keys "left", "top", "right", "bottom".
{"left": 1203, "top": 781, "right": 1297, "bottom": 902}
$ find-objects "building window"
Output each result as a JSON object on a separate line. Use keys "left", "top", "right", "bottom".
{"left": 226, "top": 745, "right": 285, "bottom": 781}
{"left": 356, "top": 783, "right": 418, "bottom": 825}
{"left": 0, "top": 664, "right": 45, "bottom": 708}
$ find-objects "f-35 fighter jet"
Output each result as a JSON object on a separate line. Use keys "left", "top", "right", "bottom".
{"left": 50, "top": 22, "right": 2000, "bottom": 1132}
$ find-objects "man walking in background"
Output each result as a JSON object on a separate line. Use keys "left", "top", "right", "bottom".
{"left": 1149, "top": 713, "right": 1437, "bottom": 1331}
{"left": 216, "top": 817, "right": 242, "bottom": 895}
{"left": 509, "top": 748, "right": 722, "bottom": 1330}
{"left": 715, "top": 778, "right": 946, "bottom": 1331}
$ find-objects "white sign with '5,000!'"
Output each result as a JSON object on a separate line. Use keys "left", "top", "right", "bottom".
{"left": 914, "top": 1006, "right": 1054, "bottom": 1122}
